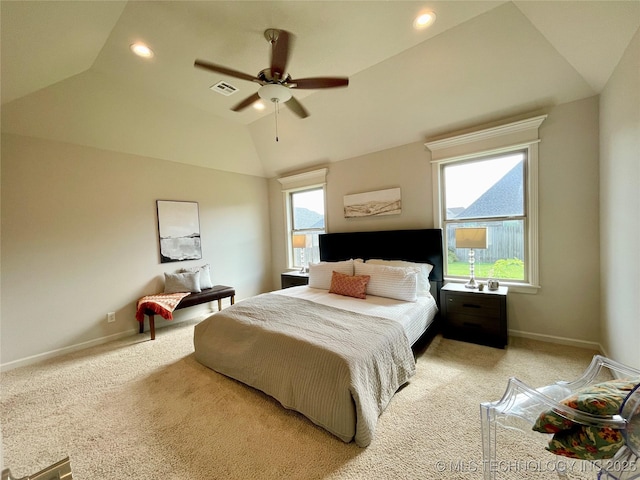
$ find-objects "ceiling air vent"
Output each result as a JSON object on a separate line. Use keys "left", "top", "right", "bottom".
{"left": 210, "top": 81, "right": 238, "bottom": 96}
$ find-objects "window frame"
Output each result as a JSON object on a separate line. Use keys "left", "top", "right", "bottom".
{"left": 287, "top": 186, "right": 326, "bottom": 268}
{"left": 277, "top": 168, "right": 328, "bottom": 270}
{"left": 426, "top": 115, "right": 546, "bottom": 293}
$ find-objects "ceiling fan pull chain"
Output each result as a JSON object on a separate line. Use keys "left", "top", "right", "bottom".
{"left": 275, "top": 99, "right": 280, "bottom": 142}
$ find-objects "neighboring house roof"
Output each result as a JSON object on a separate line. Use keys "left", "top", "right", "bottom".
{"left": 294, "top": 208, "right": 325, "bottom": 230}
{"left": 446, "top": 207, "right": 465, "bottom": 219}
{"left": 455, "top": 163, "right": 524, "bottom": 219}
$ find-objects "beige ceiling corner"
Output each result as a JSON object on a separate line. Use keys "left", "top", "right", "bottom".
{"left": 0, "top": 1, "right": 127, "bottom": 104}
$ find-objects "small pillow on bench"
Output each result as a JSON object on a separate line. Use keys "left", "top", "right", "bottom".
{"left": 178, "top": 264, "right": 213, "bottom": 290}
{"left": 164, "top": 271, "right": 201, "bottom": 294}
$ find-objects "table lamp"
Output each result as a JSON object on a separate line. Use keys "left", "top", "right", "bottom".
{"left": 455, "top": 227, "right": 488, "bottom": 289}
{"left": 292, "top": 234, "right": 307, "bottom": 272}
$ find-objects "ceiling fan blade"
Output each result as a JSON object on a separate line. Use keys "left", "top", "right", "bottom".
{"left": 270, "top": 30, "right": 291, "bottom": 80}
{"left": 285, "top": 96, "right": 309, "bottom": 119}
{"left": 194, "top": 60, "right": 258, "bottom": 83}
{"left": 290, "top": 77, "right": 349, "bottom": 89}
{"left": 231, "top": 92, "right": 261, "bottom": 112}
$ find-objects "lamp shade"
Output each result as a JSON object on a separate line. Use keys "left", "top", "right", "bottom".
{"left": 455, "top": 227, "right": 488, "bottom": 249}
{"left": 292, "top": 234, "right": 306, "bottom": 249}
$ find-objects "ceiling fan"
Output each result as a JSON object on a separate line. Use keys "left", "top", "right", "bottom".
{"left": 194, "top": 28, "right": 349, "bottom": 120}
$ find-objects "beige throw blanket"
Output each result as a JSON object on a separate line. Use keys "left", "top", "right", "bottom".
{"left": 193, "top": 293, "right": 416, "bottom": 447}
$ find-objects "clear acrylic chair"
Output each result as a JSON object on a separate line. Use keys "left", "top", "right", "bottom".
{"left": 480, "top": 355, "right": 640, "bottom": 480}
{"left": 1, "top": 457, "right": 72, "bottom": 480}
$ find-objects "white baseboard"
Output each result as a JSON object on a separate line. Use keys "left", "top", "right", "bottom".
{"left": 597, "top": 343, "right": 610, "bottom": 358}
{"left": 0, "top": 328, "right": 138, "bottom": 372}
{"left": 509, "top": 329, "right": 602, "bottom": 352}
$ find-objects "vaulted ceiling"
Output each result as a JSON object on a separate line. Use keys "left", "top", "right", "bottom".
{"left": 2, "top": 1, "right": 638, "bottom": 178}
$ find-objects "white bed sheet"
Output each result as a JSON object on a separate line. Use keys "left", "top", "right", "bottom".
{"left": 273, "top": 286, "right": 438, "bottom": 345}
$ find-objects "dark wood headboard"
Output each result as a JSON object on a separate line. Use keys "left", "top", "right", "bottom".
{"left": 319, "top": 229, "right": 444, "bottom": 298}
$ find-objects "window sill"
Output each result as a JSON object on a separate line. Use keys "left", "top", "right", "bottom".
{"left": 443, "top": 278, "right": 540, "bottom": 294}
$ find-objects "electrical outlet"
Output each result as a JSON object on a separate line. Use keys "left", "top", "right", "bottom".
{"left": 107, "top": 312, "right": 116, "bottom": 323}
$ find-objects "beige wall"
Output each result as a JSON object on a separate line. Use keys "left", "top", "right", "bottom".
{"left": 326, "top": 142, "right": 434, "bottom": 234}
{"left": 599, "top": 29, "right": 640, "bottom": 369}
{"left": 1, "top": 134, "right": 272, "bottom": 367}
{"left": 270, "top": 97, "right": 602, "bottom": 348}
{"left": 268, "top": 141, "right": 434, "bottom": 288}
{"left": 529, "top": 97, "right": 601, "bottom": 344}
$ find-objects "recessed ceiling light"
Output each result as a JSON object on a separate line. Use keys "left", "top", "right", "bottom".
{"left": 253, "top": 101, "right": 266, "bottom": 111}
{"left": 130, "top": 43, "right": 154, "bottom": 58}
{"left": 413, "top": 11, "right": 436, "bottom": 30}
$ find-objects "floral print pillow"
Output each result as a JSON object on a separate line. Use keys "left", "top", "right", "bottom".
{"left": 532, "top": 378, "right": 640, "bottom": 460}
{"left": 546, "top": 426, "right": 625, "bottom": 460}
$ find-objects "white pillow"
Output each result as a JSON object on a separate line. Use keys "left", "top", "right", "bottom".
{"left": 164, "top": 271, "right": 201, "bottom": 294}
{"left": 354, "top": 262, "right": 418, "bottom": 302}
{"left": 179, "top": 264, "right": 213, "bottom": 290}
{"left": 366, "top": 259, "right": 433, "bottom": 296}
{"left": 308, "top": 260, "right": 354, "bottom": 290}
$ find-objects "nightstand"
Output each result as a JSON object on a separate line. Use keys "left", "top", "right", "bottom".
{"left": 441, "top": 283, "right": 508, "bottom": 348}
{"left": 281, "top": 271, "right": 309, "bottom": 289}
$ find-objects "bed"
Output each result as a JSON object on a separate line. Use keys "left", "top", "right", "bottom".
{"left": 193, "top": 228, "right": 443, "bottom": 447}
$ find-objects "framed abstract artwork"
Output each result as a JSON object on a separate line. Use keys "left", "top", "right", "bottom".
{"left": 343, "top": 188, "right": 401, "bottom": 218}
{"left": 156, "top": 200, "right": 202, "bottom": 263}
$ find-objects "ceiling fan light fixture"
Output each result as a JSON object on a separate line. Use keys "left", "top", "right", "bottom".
{"left": 258, "top": 84, "right": 292, "bottom": 104}
{"left": 413, "top": 11, "right": 436, "bottom": 30}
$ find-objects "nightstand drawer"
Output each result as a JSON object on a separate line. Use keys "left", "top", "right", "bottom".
{"left": 445, "top": 312, "right": 502, "bottom": 337}
{"left": 444, "top": 294, "right": 501, "bottom": 317}
{"left": 281, "top": 272, "right": 309, "bottom": 289}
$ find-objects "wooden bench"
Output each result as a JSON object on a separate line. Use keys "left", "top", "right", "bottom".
{"left": 139, "top": 285, "right": 235, "bottom": 340}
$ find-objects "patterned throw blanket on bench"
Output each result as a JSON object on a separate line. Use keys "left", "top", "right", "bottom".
{"left": 135, "top": 292, "right": 190, "bottom": 322}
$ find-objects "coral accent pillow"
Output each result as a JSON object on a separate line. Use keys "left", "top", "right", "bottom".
{"left": 328, "top": 271, "right": 370, "bottom": 299}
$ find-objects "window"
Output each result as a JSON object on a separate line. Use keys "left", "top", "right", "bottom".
{"left": 277, "top": 168, "right": 328, "bottom": 270}
{"left": 289, "top": 187, "right": 325, "bottom": 268}
{"left": 426, "top": 115, "right": 546, "bottom": 291}
{"left": 442, "top": 152, "right": 526, "bottom": 282}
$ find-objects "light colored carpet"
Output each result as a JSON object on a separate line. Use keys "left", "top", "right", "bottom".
{"left": 1, "top": 317, "right": 602, "bottom": 479}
